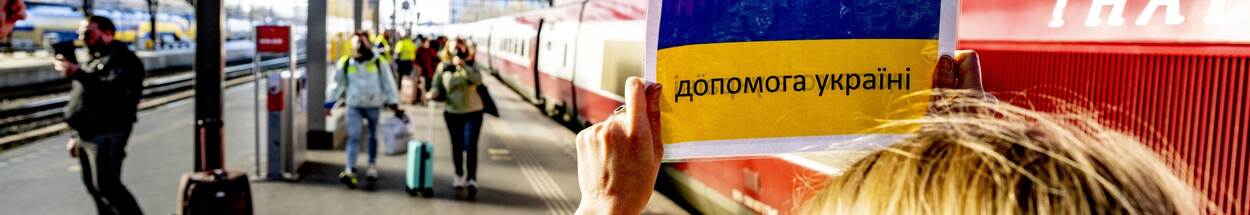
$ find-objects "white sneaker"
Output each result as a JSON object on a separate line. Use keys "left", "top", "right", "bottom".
{"left": 366, "top": 165, "right": 379, "bottom": 181}
{"left": 453, "top": 176, "right": 466, "bottom": 189}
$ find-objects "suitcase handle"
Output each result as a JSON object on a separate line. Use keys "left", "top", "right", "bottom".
{"left": 427, "top": 103, "right": 435, "bottom": 140}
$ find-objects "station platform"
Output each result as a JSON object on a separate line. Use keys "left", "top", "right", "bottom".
{"left": 0, "top": 72, "right": 689, "bottom": 214}
{"left": 0, "top": 42, "right": 256, "bottom": 89}
{"left": 0, "top": 52, "right": 57, "bottom": 89}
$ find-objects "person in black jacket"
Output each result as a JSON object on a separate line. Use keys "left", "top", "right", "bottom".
{"left": 57, "top": 16, "right": 145, "bottom": 215}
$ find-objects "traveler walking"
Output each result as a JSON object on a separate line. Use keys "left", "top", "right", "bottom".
{"left": 58, "top": 16, "right": 146, "bottom": 215}
{"left": 415, "top": 35, "right": 440, "bottom": 91}
{"left": 329, "top": 31, "right": 404, "bottom": 189}
{"left": 393, "top": 34, "right": 418, "bottom": 100}
{"left": 424, "top": 38, "right": 485, "bottom": 197}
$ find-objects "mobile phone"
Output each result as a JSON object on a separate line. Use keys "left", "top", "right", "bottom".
{"left": 52, "top": 41, "right": 77, "bottom": 64}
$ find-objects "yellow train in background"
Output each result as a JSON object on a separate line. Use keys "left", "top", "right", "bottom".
{"left": 8, "top": 0, "right": 193, "bottom": 51}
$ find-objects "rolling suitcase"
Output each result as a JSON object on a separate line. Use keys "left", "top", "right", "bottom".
{"left": 405, "top": 104, "right": 435, "bottom": 197}
{"left": 176, "top": 169, "right": 253, "bottom": 215}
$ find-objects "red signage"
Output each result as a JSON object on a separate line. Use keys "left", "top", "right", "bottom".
{"left": 256, "top": 26, "right": 291, "bottom": 53}
{"left": 960, "top": 0, "right": 1250, "bottom": 44}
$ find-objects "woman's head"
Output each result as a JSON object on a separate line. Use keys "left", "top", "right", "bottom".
{"left": 351, "top": 31, "right": 374, "bottom": 60}
{"left": 438, "top": 37, "right": 473, "bottom": 64}
{"left": 804, "top": 90, "right": 1206, "bottom": 215}
{"left": 454, "top": 38, "right": 472, "bottom": 62}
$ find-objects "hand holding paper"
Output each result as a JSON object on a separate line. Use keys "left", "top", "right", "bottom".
{"left": 574, "top": 77, "right": 662, "bottom": 215}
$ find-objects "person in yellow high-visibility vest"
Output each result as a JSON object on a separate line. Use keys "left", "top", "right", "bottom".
{"left": 393, "top": 34, "right": 419, "bottom": 103}
{"left": 371, "top": 32, "right": 392, "bottom": 63}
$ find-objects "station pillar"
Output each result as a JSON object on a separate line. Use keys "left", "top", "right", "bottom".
{"left": 307, "top": 0, "right": 331, "bottom": 148}
{"left": 193, "top": 0, "right": 225, "bottom": 171}
{"left": 354, "top": 0, "right": 363, "bottom": 31}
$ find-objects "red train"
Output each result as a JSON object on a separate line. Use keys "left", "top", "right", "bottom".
{"left": 432, "top": 0, "right": 1250, "bottom": 214}
{"left": 962, "top": 0, "right": 1249, "bottom": 214}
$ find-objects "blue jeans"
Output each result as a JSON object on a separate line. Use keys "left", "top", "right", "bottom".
{"left": 444, "top": 111, "right": 483, "bottom": 180}
{"left": 345, "top": 107, "right": 381, "bottom": 172}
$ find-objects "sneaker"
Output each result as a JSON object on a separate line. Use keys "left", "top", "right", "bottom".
{"left": 453, "top": 176, "right": 466, "bottom": 190}
{"left": 466, "top": 179, "right": 478, "bottom": 199}
{"left": 339, "top": 171, "right": 358, "bottom": 189}
{"left": 366, "top": 165, "right": 379, "bottom": 182}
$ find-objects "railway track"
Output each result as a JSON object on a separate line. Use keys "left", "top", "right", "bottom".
{"left": 0, "top": 55, "right": 305, "bottom": 150}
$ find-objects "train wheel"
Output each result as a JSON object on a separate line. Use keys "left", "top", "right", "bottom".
{"left": 553, "top": 102, "right": 568, "bottom": 122}
{"left": 560, "top": 104, "right": 573, "bottom": 123}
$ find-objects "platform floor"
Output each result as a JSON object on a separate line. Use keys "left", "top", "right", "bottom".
{"left": 0, "top": 74, "right": 688, "bottom": 214}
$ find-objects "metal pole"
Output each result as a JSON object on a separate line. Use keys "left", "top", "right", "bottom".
{"left": 281, "top": 25, "right": 294, "bottom": 179}
{"left": 372, "top": 0, "right": 380, "bottom": 31}
{"left": 387, "top": 0, "right": 392, "bottom": 32}
{"left": 148, "top": 0, "right": 158, "bottom": 50}
{"left": 83, "top": 0, "right": 94, "bottom": 17}
{"left": 251, "top": 2, "right": 262, "bottom": 178}
{"left": 194, "top": 0, "right": 226, "bottom": 171}
{"left": 353, "top": 0, "right": 362, "bottom": 31}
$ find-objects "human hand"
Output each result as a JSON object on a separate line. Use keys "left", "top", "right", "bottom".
{"left": 934, "top": 50, "right": 983, "bottom": 91}
{"left": 66, "top": 138, "right": 78, "bottom": 158}
{"left": 55, "top": 60, "right": 79, "bottom": 77}
{"left": 423, "top": 91, "right": 438, "bottom": 101}
{"left": 575, "top": 77, "right": 662, "bottom": 215}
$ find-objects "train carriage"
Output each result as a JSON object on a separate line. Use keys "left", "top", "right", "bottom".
{"left": 436, "top": 0, "right": 1250, "bottom": 214}
{"left": 960, "top": 0, "right": 1250, "bottom": 214}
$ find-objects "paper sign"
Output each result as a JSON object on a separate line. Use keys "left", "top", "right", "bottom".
{"left": 646, "top": 0, "right": 957, "bottom": 159}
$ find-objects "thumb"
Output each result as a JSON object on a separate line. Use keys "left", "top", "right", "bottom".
{"left": 625, "top": 77, "right": 649, "bottom": 132}
{"left": 646, "top": 82, "right": 663, "bottom": 158}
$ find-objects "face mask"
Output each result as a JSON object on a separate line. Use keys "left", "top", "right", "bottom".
{"left": 455, "top": 48, "right": 469, "bottom": 59}
{"left": 355, "top": 44, "right": 373, "bottom": 61}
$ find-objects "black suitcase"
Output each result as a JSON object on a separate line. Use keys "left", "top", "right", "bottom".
{"left": 176, "top": 170, "right": 253, "bottom": 215}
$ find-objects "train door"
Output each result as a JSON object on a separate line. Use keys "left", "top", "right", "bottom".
{"left": 531, "top": 19, "right": 546, "bottom": 106}
{"left": 536, "top": 15, "right": 583, "bottom": 124}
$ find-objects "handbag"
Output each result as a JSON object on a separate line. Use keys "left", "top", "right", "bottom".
{"left": 477, "top": 84, "right": 499, "bottom": 117}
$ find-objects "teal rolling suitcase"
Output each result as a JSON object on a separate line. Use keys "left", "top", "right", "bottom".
{"left": 406, "top": 104, "right": 435, "bottom": 197}
{"left": 405, "top": 140, "right": 434, "bottom": 197}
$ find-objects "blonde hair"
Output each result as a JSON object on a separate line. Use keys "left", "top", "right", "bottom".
{"left": 437, "top": 38, "right": 475, "bottom": 63}
{"left": 437, "top": 38, "right": 456, "bottom": 62}
{"left": 803, "top": 90, "right": 1209, "bottom": 215}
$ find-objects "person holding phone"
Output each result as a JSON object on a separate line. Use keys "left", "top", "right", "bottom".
{"left": 58, "top": 16, "right": 146, "bottom": 215}
{"left": 424, "top": 38, "right": 485, "bottom": 197}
